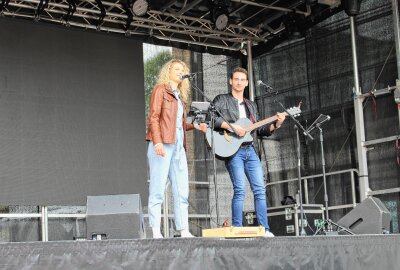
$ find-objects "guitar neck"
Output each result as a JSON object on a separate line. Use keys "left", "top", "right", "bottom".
{"left": 245, "top": 112, "right": 289, "bottom": 132}
{"left": 244, "top": 116, "right": 276, "bottom": 132}
{"left": 242, "top": 103, "right": 302, "bottom": 132}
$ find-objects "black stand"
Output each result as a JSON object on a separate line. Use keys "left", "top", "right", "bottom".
{"left": 305, "top": 114, "right": 354, "bottom": 236}
{"left": 207, "top": 104, "right": 220, "bottom": 226}
{"left": 275, "top": 100, "right": 312, "bottom": 236}
{"left": 294, "top": 126, "right": 307, "bottom": 236}
{"left": 318, "top": 124, "right": 331, "bottom": 229}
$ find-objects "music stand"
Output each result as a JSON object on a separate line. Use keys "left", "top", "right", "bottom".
{"left": 306, "top": 114, "right": 354, "bottom": 235}
{"left": 190, "top": 101, "right": 210, "bottom": 112}
{"left": 188, "top": 101, "right": 211, "bottom": 124}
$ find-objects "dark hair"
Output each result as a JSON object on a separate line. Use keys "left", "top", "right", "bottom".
{"left": 230, "top": 67, "right": 248, "bottom": 79}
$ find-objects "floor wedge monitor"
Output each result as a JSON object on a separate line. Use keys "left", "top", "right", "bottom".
{"left": 337, "top": 197, "right": 391, "bottom": 234}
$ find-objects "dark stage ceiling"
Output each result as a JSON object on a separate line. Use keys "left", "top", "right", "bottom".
{"left": 0, "top": 0, "right": 346, "bottom": 57}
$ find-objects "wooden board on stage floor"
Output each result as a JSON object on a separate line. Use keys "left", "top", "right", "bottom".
{"left": 202, "top": 226, "right": 265, "bottom": 238}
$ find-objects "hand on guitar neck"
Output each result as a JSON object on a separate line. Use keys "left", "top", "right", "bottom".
{"left": 274, "top": 112, "right": 286, "bottom": 130}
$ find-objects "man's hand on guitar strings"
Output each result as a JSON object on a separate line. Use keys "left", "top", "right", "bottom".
{"left": 229, "top": 124, "right": 246, "bottom": 137}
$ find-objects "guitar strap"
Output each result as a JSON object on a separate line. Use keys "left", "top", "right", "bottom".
{"left": 242, "top": 98, "right": 255, "bottom": 124}
{"left": 242, "top": 98, "right": 263, "bottom": 159}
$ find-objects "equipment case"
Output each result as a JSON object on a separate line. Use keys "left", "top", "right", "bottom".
{"left": 244, "top": 204, "right": 325, "bottom": 236}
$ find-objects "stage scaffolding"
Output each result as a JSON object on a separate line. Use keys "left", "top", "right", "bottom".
{"left": 0, "top": 0, "right": 400, "bottom": 241}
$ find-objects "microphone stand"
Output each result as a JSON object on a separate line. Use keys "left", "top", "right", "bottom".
{"left": 306, "top": 115, "right": 331, "bottom": 233}
{"left": 317, "top": 123, "right": 331, "bottom": 231}
{"left": 260, "top": 83, "right": 312, "bottom": 236}
{"left": 187, "top": 76, "right": 239, "bottom": 227}
{"left": 275, "top": 100, "right": 312, "bottom": 236}
{"left": 306, "top": 115, "right": 354, "bottom": 236}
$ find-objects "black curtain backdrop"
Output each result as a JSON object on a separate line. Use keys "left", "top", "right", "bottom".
{"left": 0, "top": 18, "right": 148, "bottom": 206}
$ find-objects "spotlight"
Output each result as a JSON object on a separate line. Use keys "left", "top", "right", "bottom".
{"left": 283, "top": 14, "right": 304, "bottom": 39}
{"left": 215, "top": 13, "right": 229, "bottom": 31}
{"left": 210, "top": 0, "right": 230, "bottom": 30}
{"left": 122, "top": 0, "right": 133, "bottom": 30}
{"left": 132, "top": 0, "right": 148, "bottom": 16}
{"left": 0, "top": 0, "right": 11, "bottom": 12}
{"left": 343, "top": 0, "right": 362, "bottom": 17}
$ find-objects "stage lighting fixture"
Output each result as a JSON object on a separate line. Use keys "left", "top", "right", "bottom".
{"left": 283, "top": 14, "right": 303, "bottom": 39}
{"left": 63, "top": 0, "right": 77, "bottom": 24}
{"left": 35, "top": 0, "right": 49, "bottom": 19}
{"left": 215, "top": 13, "right": 229, "bottom": 30}
{"left": 132, "top": 0, "right": 148, "bottom": 16}
{"left": 94, "top": 0, "right": 106, "bottom": 30}
{"left": 122, "top": 0, "right": 133, "bottom": 30}
{"left": 343, "top": 0, "right": 362, "bottom": 17}
{"left": 210, "top": 0, "right": 230, "bottom": 30}
{"left": 0, "top": 0, "right": 11, "bottom": 12}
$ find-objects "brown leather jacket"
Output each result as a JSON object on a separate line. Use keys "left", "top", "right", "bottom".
{"left": 146, "top": 84, "right": 193, "bottom": 147}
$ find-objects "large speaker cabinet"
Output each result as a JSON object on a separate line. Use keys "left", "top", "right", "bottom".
{"left": 86, "top": 194, "right": 145, "bottom": 240}
{"left": 337, "top": 197, "right": 391, "bottom": 234}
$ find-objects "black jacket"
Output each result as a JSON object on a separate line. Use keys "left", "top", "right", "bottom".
{"left": 212, "top": 93, "right": 273, "bottom": 138}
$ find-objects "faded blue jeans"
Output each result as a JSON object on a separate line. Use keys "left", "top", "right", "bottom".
{"left": 147, "top": 128, "right": 189, "bottom": 231}
{"left": 225, "top": 145, "right": 270, "bottom": 230}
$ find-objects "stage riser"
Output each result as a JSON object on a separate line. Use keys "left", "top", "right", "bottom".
{"left": 0, "top": 235, "right": 399, "bottom": 270}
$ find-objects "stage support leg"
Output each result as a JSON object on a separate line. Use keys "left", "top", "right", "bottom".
{"left": 391, "top": 0, "right": 400, "bottom": 128}
{"left": 350, "top": 16, "right": 369, "bottom": 201}
{"left": 41, "top": 206, "right": 48, "bottom": 242}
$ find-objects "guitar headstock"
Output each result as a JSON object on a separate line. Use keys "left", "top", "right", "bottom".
{"left": 286, "top": 104, "right": 301, "bottom": 117}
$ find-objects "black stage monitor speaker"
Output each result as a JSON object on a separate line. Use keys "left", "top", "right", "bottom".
{"left": 86, "top": 194, "right": 145, "bottom": 240}
{"left": 337, "top": 197, "right": 391, "bottom": 234}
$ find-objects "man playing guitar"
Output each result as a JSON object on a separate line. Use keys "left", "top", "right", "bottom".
{"left": 211, "top": 67, "right": 286, "bottom": 237}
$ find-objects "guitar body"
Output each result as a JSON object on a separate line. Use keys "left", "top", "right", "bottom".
{"left": 206, "top": 118, "right": 254, "bottom": 159}
{"left": 205, "top": 104, "right": 301, "bottom": 159}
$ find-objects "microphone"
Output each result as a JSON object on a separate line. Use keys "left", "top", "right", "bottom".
{"left": 179, "top": 73, "right": 196, "bottom": 80}
{"left": 256, "top": 80, "right": 273, "bottom": 89}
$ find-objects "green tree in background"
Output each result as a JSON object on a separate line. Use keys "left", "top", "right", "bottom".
{"left": 144, "top": 51, "right": 172, "bottom": 122}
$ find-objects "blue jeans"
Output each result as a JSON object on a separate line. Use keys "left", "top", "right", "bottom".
{"left": 225, "top": 146, "right": 270, "bottom": 230}
{"left": 147, "top": 128, "right": 189, "bottom": 231}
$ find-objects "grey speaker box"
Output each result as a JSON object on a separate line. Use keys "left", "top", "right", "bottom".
{"left": 86, "top": 194, "right": 145, "bottom": 240}
{"left": 337, "top": 197, "right": 391, "bottom": 234}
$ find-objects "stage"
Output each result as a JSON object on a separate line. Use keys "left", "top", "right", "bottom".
{"left": 0, "top": 234, "right": 399, "bottom": 270}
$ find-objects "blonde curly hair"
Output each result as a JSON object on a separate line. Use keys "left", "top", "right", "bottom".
{"left": 157, "top": 59, "right": 190, "bottom": 103}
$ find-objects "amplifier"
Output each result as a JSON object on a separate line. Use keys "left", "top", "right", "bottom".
{"left": 267, "top": 204, "right": 325, "bottom": 236}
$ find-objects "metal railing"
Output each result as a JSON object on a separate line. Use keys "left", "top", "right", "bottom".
{"left": 266, "top": 168, "right": 359, "bottom": 211}
{"left": 3, "top": 167, "right": 400, "bottom": 241}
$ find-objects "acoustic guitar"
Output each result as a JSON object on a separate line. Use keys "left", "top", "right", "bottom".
{"left": 206, "top": 105, "right": 301, "bottom": 159}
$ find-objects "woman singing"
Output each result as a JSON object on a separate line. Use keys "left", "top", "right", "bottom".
{"left": 146, "top": 59, "right": 207, "bottom": 238}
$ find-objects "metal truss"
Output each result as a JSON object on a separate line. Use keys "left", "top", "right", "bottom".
{"left": 0, "top": 0, "right": 312, "bottom": 53}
